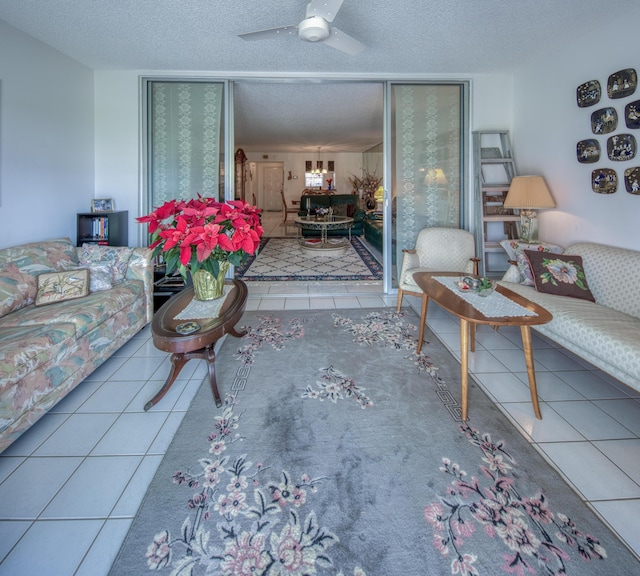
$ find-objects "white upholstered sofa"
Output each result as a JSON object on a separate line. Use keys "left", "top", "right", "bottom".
{"left": 498, "top": 242, "right": 640, "bottom": 393}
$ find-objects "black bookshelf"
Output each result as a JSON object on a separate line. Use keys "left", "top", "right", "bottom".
{"left": 153, "top": 264, "right": 187, "bottom": 311}
{"left": 77, "top": 210, "right": 128, "bottom": 246}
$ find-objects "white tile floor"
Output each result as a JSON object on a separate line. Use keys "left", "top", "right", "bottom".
{"left": 1, "top": 249, "right": 639, "bottom": 573}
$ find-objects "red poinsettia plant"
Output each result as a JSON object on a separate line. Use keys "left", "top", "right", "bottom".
{"left": 137, "top": 196, "right": 263, "bottom": 279}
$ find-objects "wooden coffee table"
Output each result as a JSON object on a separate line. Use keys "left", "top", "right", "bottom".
{"left": 146, "top": 279, "right": 248, "bottom": 410}
{"left": 413, "top": 272, "right": 552, "bottom": 421}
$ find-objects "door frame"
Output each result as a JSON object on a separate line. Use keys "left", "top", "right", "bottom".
{"left": 141, "top": 76, "right": 469, "bottom": 293}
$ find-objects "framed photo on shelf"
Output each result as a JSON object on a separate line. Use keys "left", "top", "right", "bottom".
{"left": 91, "top": 198, "right": 114, "bottom": 212}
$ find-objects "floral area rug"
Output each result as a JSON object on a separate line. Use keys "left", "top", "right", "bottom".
{"left": 109, "top": 309, "right": 639, "bottom": 576}
{"left": 234, "top": 237, "right": 382, "bottom": 281}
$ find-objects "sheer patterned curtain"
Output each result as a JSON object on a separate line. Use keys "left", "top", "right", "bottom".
{"left": 149, "top": 82, "right": 224, "bottom": 207}
{"left": 392, "top": 84, "right": 463, "bottom": 280}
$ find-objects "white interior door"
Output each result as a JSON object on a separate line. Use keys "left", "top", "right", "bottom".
{"left": 260, "top": 163, "right": 284, "bottom": 211}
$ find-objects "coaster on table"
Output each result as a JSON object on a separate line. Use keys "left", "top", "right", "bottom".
{"left": 176, "top": 322, "right": 201, "bottom": 335}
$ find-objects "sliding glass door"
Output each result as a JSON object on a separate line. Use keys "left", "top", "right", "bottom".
{"left": 142, "top": 78, "right": 468, "bottom": 293}
{"left": 146, "top": 81, "right": 225, "bottom": 208}
{"left": 386, "top": 83, "right": 467, "bottom": 288}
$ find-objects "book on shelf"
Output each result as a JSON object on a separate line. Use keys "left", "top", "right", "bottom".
{"left": 90, "top": 217, "right": 109, "bottom": 240}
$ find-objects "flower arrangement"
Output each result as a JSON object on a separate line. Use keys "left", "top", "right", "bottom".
{"left": 476, "top": 277, "right": 496, "bottom": 296}
{"left": 348, "top": 170, "right": 382, "bottom": 199}
{"left": 137, "top": 196, "right": 263, "bottom": 280}
{"left": 314, "top": 207, "right": 330, "bottom": 217}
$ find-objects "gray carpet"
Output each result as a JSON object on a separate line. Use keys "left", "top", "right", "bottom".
{"left": 110, "top": 308, "right": 639, "bottom": 576}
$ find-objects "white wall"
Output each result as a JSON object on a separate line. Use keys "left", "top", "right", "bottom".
{"left": 511, "top": 11, "right": 640, "bottom": 251}
{"left": 0, "top": 23, "right": 513, "bottom": 252}
{"left": 92, "top": 72, "right": 514, "bottom": 244}
{"left": 4, "top": 15, "right": 636, "bottom": 255}
{"left": 242, "top": 150, "right": 365, "bottom": 208}
{"left": 0, "top": 20, "right": 94, "bottom": 249}
{"left": 469, "top": 73, "right": 514, "bottom": 229}
{"left": 94, "top": 71, "right": 141, "bottom": 243}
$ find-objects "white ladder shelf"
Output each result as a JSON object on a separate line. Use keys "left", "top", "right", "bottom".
{"left": 473, "top": 130, "right": 519, "bottom": 276}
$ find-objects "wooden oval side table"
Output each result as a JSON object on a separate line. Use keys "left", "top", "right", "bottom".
{"left": 146, "top": 279, "right": 248, "bottom": 410}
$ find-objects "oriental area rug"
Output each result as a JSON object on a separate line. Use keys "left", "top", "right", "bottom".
{"left": 109, "top": 309, "right": 639, "bottom": 576}
{"left": 234, "top": 237, "right": 382, "bottom": 281}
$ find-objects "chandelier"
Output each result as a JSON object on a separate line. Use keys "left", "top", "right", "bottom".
{"left": 311, "top": 147, "right": 327, "bottom": 174}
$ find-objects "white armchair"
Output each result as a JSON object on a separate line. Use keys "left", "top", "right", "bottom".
{"left": 396, "top": 227, "right": 479, "bottom": 351}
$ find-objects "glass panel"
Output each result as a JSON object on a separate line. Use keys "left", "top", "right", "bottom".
{"left": 363, "top": 143, "right": 383, "bottom": 179}
{"left": 148, "top": 81, "right": 225, "bottom": 206}
{"left": 304, "top": 173, "right": 324, "bottom": 188}
{"left": 391, "top": 84, "right": 463, "bottom": 284}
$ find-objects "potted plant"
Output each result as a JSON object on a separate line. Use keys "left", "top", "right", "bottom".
{"left": 348, "top": 170, "right": 382, "bottom": 209}
{"left": 137, "top": 196, "right": 263, "bottom": 300}
{"left": 476, "top": 277, "right": 496, "bottom": 297}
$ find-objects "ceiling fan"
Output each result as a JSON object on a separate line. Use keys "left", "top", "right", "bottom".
{"left": 238, "top": 0, "right": 366, "bottom": 56}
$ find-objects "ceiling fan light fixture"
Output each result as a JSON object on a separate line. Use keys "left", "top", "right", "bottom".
{"left": 298, "top": 16, "right": 330, "bottom": 42}
{"left": 238, "top": 1, "right": 365, "bottom": 55}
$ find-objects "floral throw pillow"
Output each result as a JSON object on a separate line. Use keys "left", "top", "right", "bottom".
{"left": 86, "top": 262, "right": 113, "bottom": 292}
{"left": 524, "top": 250, "right": 596, "bottom": 302}
{"left": 500, "top": 240, "right": 564, "bottom": 286}
{"left": 79, "top": 244, "right": 133, "bottom": 284}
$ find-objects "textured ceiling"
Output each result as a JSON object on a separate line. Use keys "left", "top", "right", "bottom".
{"left": 233, "top": 81, "right": 384, "bottom": 152}
{"left": 1, "top": 0, "right": 635, "bottom": 152}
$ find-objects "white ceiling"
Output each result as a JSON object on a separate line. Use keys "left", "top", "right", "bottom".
{"left": 1, "top": 0, "right": 632, "bottom": 152}
{"left": 233, "top": 81, "right": 384, "bottom": 152}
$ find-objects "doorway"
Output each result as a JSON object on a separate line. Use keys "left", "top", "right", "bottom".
{"left": 256, "top": 162, "right": 284, "bottom": 212}
{"left": 142, "top": 79, "right": 468, "bottom": 292}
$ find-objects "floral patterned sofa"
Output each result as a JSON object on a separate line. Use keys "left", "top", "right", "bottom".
{"left": 499, "top": 242, "right": 640, "bottom": 393}
{"left": 0, "top": 237, "right": 154, "bottom": 453}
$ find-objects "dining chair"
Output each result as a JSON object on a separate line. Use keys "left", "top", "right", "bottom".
{"left": 281, "top": 189, "right": 299, "bottom": 222}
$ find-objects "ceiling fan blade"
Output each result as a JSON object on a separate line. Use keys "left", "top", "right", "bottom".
{"left": 238, "top": 25, "right": 297, "bottom": 41}
{"left": 323, "top": 27, "right": 366, "bottom": 55}
{"left": 307, "top": 0, "right": 345, "bottom": 23}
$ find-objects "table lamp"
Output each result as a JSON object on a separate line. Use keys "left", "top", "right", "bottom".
{"left": 374, "top": 186, "right": 384, "bottom": 210}
{"left": 503, "top": 175, "right": 556, "bottom": 243}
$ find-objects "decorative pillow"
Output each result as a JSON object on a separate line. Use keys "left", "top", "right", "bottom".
{"left": 86, "top": 262, "right": 113, "bottom": 292}
{"left": 35, "top": 269, "right": 90, "bottom": 306}
{"left": 500, "top": 240, "right": 564, "bottom": 285}
{"left": 78, "top": 244, "right": 133, "bottom": 283}
{"left": 515, "top": 252, "right": 537, "bottom": 286}
{"left": 524, "top": 250, "right": 596, "bottom": 302}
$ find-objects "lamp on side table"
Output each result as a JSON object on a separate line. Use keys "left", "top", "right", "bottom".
{"left": 503, "top": 175, "right": 556, "bottom": 243}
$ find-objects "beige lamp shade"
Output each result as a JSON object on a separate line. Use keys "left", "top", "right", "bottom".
{"left": 504, "top": 176, "right": 556, "bottom": 209}
{"left": 424, "top": 168, "right": 448, "bottom": 186}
